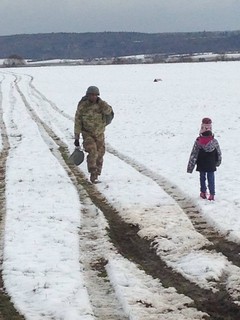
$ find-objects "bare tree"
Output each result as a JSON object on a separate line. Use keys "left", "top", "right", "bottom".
{"left": 3, "top": 54, "right": 26, "bottom": 67}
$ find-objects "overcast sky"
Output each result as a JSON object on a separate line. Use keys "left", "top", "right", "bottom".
{"left": 1, "top": 0, "right": 240, "bottom": 36}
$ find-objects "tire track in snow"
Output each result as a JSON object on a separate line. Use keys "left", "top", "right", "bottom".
{"left": 26, "top": 74, "right": 73, "bottom": 121}
{"left": 14, "top": 73, "right": 240, "bottom": 320}
{"left": 0, "top": 75, "right": 25, "bottom": 319}
{"left": 13, "top": 75, "right": 128, "bottom": 320}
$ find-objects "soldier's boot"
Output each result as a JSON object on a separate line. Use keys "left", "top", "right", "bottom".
{"left": 90, "top": 170, "right": 98, "bottom": 184}
{"left": 96, "top": 167, "right": 102, "bottom": 176}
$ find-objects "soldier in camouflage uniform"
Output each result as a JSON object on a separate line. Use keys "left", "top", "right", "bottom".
{"left": 74, "top": 86, "right": 113, "bottom": 183}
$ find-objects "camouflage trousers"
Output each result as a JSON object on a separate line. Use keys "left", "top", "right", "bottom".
{"left": 82, "top": 133, "right": 105, "bottom": 175}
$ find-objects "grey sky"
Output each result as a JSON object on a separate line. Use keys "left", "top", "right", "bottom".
{"left": 1, "top": 0, "right": 240, "bottom": 36}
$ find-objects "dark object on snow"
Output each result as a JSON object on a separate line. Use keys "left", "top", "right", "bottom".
{"left": 69, "top": 148, "right": 85, "bottom": 166}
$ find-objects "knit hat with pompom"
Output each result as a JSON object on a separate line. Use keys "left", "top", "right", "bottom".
{"left": 200, "top": 117, "right": 212, "bottom": 134}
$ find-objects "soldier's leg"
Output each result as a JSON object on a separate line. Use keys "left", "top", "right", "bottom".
{"left": 82, "top": 135, "right": 98, "bottom": 173}
{"left": 95, "top": 134, "right": 105, "bottom": 175}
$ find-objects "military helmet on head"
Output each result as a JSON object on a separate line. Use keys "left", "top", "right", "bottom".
{"left": 86, "top": 86, "right": 100, "bottom": 95}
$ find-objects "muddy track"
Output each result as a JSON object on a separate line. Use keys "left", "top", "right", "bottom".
{"left": 0, "top": 78, "right": 25, "bottom": 319}
{"left": 14, "top": 77, "right": 128, "bottom": 320}
{"left": 71, "top": 179, "right": 128, "bottom": 320}
{"left": 26, "top": 74, "right": 240, "bottom": 269}
{"left": 0, "top": 73, "right": 128, "bottom": 320}
{"left": 15, "top": 75, "right": 240, "bottom": 319}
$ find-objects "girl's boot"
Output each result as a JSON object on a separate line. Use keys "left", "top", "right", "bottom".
{"left": 208, "top": 194, "right": 214, "bottom": 201}
{"left": 200, "top": 192, "right": 207, "bottom": 199}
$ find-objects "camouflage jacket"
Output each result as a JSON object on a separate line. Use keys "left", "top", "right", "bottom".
{"left": 74, "top": 97, "right": 113, "bottom": 138}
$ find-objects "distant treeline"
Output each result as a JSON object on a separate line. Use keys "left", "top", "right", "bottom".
{"left": 0, "top": 31, "right": 240, "bottom": 60}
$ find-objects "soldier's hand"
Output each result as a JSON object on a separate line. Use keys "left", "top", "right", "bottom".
{"left": 74, "top": 139, "right": 80, "bottom": 147}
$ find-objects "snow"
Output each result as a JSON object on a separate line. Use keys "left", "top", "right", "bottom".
{"left": 1, "top": 61, "right": 240, "bottom": 318}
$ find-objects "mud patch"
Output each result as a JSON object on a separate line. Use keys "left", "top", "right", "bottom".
{"left": 90, "top": 258, "right": 108, "bottom": 278}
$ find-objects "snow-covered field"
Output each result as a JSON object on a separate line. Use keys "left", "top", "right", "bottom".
{"left": 1, "top": 62, "right": 240, "bottom": 319}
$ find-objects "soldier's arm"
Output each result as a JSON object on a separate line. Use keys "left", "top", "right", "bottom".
{"left": 98, "top": 98, "right": 113, "bottom": 115}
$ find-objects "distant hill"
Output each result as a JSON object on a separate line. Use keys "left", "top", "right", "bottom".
{"left": 0, "top": 31, "right": 240, "bottom": 60}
